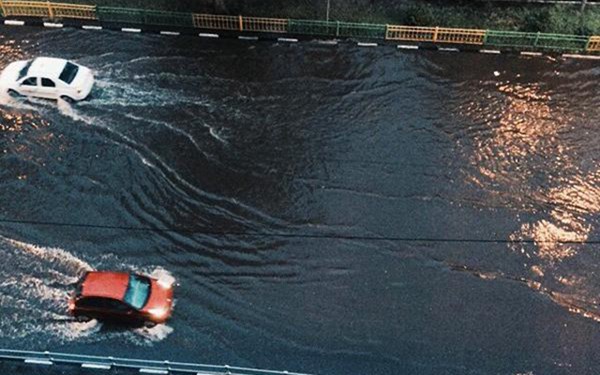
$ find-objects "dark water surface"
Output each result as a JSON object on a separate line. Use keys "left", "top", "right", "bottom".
{"left": 0, "top": 26, "right": 599, "bottom": 375}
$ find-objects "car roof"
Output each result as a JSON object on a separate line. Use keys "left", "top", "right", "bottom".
{"left": 80, "top": 271, "right": 131, "bottom": 300}
{"left": 27, "top": 57, "right": 68, "bottom": 79}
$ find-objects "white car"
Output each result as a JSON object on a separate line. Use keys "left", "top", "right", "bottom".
{"left": 0, "top": 57, "right": 94, "bottom": 102}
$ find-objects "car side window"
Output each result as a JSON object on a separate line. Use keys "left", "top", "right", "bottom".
{"left": 108, "top": 299, "right": 132, "bottom": 313}
{"left": 21, "top": 77, "right": 37, "bottom": 86}
{"left": 41, "top": 78, "right": 55, "bottom": 87}
{"left": 76, "top": 297, "right": 103, "bottom": 309}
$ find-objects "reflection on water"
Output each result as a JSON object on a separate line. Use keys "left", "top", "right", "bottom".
{"left": 461, "top": 72, "right": 600, "bottom": 321}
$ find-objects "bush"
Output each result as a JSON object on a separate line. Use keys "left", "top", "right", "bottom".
{"left": 524, "top": 5, "right": 581, "bottom": 34}
{"left": 62, "top": 0, "right": 598, "bottom": 35}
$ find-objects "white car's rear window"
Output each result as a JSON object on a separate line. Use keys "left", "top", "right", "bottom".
{"left": 18, "top": 61, "right": 32, "bottom": 81}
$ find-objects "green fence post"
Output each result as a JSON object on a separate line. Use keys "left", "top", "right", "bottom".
{"left": 534, "top": 32, "right": 540, "bottom": 47}
{"left": 336, "top": 21, "right": 340, "bottom": 37}
{"left": 483, "top": 30, "right": 488, "bottom": 45}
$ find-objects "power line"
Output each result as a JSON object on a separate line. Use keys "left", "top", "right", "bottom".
{"left": 1, "top": 217, "right": 599, "bottom": 245}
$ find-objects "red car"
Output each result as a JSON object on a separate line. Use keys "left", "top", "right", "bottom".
{"left": 68, "top": 271, "right": 174, "bottom": 326}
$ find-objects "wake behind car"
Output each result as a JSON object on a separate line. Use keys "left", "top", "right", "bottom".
{"left": 0, "top": 57, "right": 94, "bottom": 102}
{"left": 69, "top": 271, "right": 175, "bottom": 326}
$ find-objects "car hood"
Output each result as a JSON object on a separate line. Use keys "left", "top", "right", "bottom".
{"left": 0, "top": 61, "right": 28, "bottom": 86}
{"left": 141, "top": 280, "right": 174, "bottom": 319}
{"left": 71, "top": 66, "right": 93, "bottom": 87}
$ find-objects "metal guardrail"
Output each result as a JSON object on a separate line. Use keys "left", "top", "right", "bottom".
{"left": 97, "top": 7, "right": 193, "bottom": 27}
{"left": 588, "top": 36, "right": 600, "bottom": 51}
{"left": 241, "top": 16, "right": 287, "bottom": 33}
{"left": 485, "top": 30, "right": 590, "bottom": 50}
{"left": 192, "top": 13, "right": 239, "bottom": 31}
{"left": 386, "top": 26, "right": 486, "bottom": 45}
{"left": 0, "top": 349, "right": 316, "bottom": 375}
{"left": 288, "top": 19, "right": 385, "bottom": 38}
{"left": 0, "top": 0, "right": 95, "bottom": 19}
{"left": 0, "top": 0, "right": 598, "bottom": 53}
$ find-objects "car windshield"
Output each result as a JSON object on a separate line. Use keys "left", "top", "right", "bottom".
{"left": 17, "top": 61, "right": 32, "bottom": 81}
{"left": 123, "top": 274, "right": 151, "bottom": 310}
{"left": 59, "top": 61, "right": 79, "bottom": 84}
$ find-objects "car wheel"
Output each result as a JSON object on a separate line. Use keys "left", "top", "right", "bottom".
{"left": 144, "top": 321, "right": 156, "bottom": 328}
{"left": 60, "top": 95, "right": 75, "bottom": 103}
{"left": 7, "top": 89, "right": 21, "bottom": 98}
{"left": 76, "top": 315, "right": 91, "bottom": 323}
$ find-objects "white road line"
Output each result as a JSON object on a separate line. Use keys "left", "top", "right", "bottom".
{"left": 438, "top": 47, "right": 460, "bottom": 52}
{"left": 277, "top": 37, "right": 298, "bottom": 43}
{"left": 4, "top": 20, "right": 25, "bottom": 26}
{"left": 357, "top": 42, "right": 377, "bottom": 47}
{"left": 81, "top": 363, "right": 111, "bottom": 370}
{"left": 139, "top": 369, "right": 168, "bottom": 374}
{"left": 238, "top": 36, "right": 258, "bottom": 40}
{"left": 122, "top": 28, "right": 142, "bottom": 33}
{"left": 562, "top": 53, "right": 600, "bottom": 60}
{"left": 199, "top": 33, "right": 219, "bottom": 38}
{"left": 317, "top": 40, "right": 338, "bottom": 45}
{"left": 160, "top": 31, "right": 180, "bottom": 36}
{"left": 24, "top": 358, "right": 53, "bottom": 365}
{"left": 82, "top": 25, "right": 102, "bottom": 30}
{"left": 521, "top": 51, "right": 543, "bottom": 56}
{"left": 480, "top": 49, "right": 501, "bottom": 54}
{"left": 43, "top": 22, "right": 63, "bottom": 28}
{"left": 397, "top": 44, "right": 419, "bottom": 50}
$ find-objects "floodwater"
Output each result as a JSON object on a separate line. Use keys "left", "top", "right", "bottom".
{"left": 0, "top": 26, "right": 599, "bottom": 375}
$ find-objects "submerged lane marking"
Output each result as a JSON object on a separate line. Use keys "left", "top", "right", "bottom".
{"left": 4, "top": 20, "right": 25, "bottom": 26}
{"left": 43, "top": 22, "right": 63, "bottom": 28}
{"left": 480, "top": 49, "right": 501, "bottom": 54}
{"left": 81, "top": 363, "right": 111, "bottom": 370}
{"left": 438, "top": 47, "right": 460, "bottom": 52}
{"left": 199, "top": 33, "right": 219, "bottom": 38}
{"left": 562, "top": 54, "right": 600, "bottom": 60}
{"left": 317, "top": 40, "right": 338, "bottom": 45}
{"left": 25, "top": 359, "right": 53, "bottom": 365}
{"left": 521, "top": 51, "right": 543, "bottom": 56}
{"left": 82, "top": 25, "right": 102, "bottom": 30}
{"left": 122, "top": 28, "right": 142, "bottom": 33}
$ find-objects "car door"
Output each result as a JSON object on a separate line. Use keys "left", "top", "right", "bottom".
{"left": 76, "top": 297, "right": 131, "bottom": 320}
{"left": 37, "top": 77, "right": 58, "bottom": 99}
{"left": 107, "top": 299, "right": 136, "bottom": 321}
{"left": 18, "top": 76, "right": 38, "bottom": 96}
{"left": 75, "top": 296, "right": 104, "bottom": 318}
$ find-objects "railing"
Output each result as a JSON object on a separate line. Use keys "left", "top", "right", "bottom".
{"left": 0, "top": 349, "right": 315, "bottom": 375}
{"left": 387, "top": 26, "right": 486, "bottom": 45}
{"left": 97, "top": 7, "right": 193, "bottom": 27}
{"left": 241, "top": 16, "right": 287, "bottom": 33}
{"left": 288, "top": 20, "right": 386, "bottom": 38}
{"left": 0, "top": 0, "right": 598, "bottom": 53}
{"left": 485, "top": 30, "right": 590, "bottom": 50}
{"left": 0, "top": 1, "right": 95, "bottom": 19}
{"left": 193, "top": 13, "right": 238, "bottom": 30}
{"left": 588, "top": 36, "right": 600, "bottom": 51}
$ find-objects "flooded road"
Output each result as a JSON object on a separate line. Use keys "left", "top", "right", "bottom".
{"left": 0, "top": 26, "right": 599, "bottom": 374}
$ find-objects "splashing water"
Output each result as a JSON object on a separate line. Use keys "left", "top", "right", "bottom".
{"left": 0, "top": 236, "right": 174, "bottom": 345}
